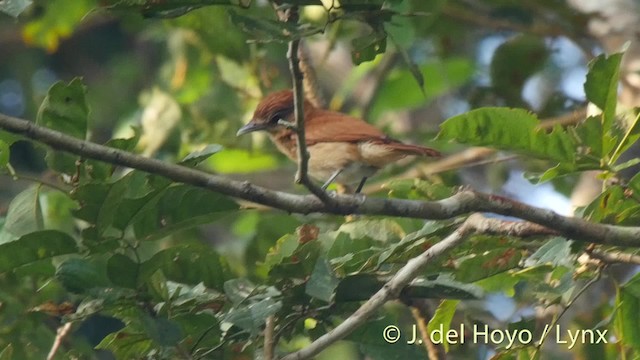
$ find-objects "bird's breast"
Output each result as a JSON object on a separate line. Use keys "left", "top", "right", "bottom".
{"left": 270, "top": 136, "right": 410, "bottom": 185}
{"left": 306, "top": 141, "right": 395, "bottom": 184}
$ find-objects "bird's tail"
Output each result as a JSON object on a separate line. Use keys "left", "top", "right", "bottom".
{"left": 389, "top": 143, "right": 441, "bottom": 157}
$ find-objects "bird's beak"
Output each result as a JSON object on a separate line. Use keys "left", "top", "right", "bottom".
{"left": 236, "top": 120, "right": 268, "bottom": 136}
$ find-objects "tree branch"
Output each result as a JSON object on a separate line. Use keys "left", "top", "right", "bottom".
{"left": 280, "top": 216, "right": 474, "bottom": 360}
{"left": 2, "top": 113, "right": 640, "bottom": 247}
{"left": 280, "top": 214, "right": 554, "bottom": 360}
{"left": 284, "top": 7, "right": 334, "bottom": 203}
{"left": 588, "top": 249, "right": 640, "bottom": 265}
{"left": 47, "top": 322, "right": 73, "bottom": 360}
{"left": 264, "top": 315, "right": 276, "bottom": 360}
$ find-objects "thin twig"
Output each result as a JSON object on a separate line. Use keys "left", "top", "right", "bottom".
{"left": 264, "top": 315, "right": 276, "bottom": 360}
{"left": 2, "top": 172, "right": 70, "bottom": 193}
{"left": 409, "top": 305, "right": 442, "bottom": 360}
{"left": 47, "top": 322, "right": 73, "bottom": 360}
{"left": 532, "top": 269, "right": 602, "bottom": 358}
{"left": 3, "top": 113, "right": 640, "bottom": 247}
{"left": 285, "top": 8, "right": 334, "bottom": 203}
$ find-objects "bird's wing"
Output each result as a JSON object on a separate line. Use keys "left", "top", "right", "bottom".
{"left": 304, "top": 109, "right": 388, "bottom": 144}
{"left": 304, "top": 109, "right": 441, "bottom": 157}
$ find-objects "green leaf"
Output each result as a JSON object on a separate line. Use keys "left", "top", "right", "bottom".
{"left": 616, "top": 274, "right": 640, "bottom": 351}
{"left": 456, "top": 247, "right": 522, "bottom": 283}
{"left": 377, "top": 221, "right": 449, "bottom": 266}
{"left": 173, "top": 313, "right": 221, "bottom": 348}
{"left": 167, "top": 282, "right": 224, "bottom": 307}
{"left": 3, "top": 187, "right": 44, "bottom": 238}
{"left": 72, "top": 177, "right": 133, "bottom": 236}
{"left": 259, "top": 234, "right": 299, "bottom": 274}
{"left": 524, "top": 238, "right": 574, "bottom": 267}
{"left": 490, "top": 35, "right": 549, "bottom": 106}
{"left": 384, "top": 179, "right": 455, "bottom": 200}
{"left": 180, "top": 144, "right": 223, "bottom": 166}
{"left": 96, "top": 330, "right": 153, "bottom": 359}
{"left": 336, "top": 275, "right": 482, "bottom": 301}
{"left": 228, "top": 9, "right": 317, "bottom": 42}
{"left": 438, "top": 108, "right": 580, "bottom": 164}
{"left": 612, "top": 158, "right": 640, "bottom": 172}
{"left": 55, "top": 257, "right": 110, "bottom": 293}
{"left": 86, "top": 128, "right": 142, "bottom": 180}
{"left": 36, "top": 78, "right": 89, "bottom": 174}
{"left": 141, "top": 315, "right": 182, "bottom": 346}
{"left": 206, "top": 148, "right": 278, "bottom": 174}
{"left": 340, "top": 0, "right": 385, "bottom": 11}
{"left": 169, "top": 7, "right": 248, "bottom": 62}
{"left": 335, "top": 274, "right": 384, "bottom": 302}
{"left": 102, "top": 0, "right": 236, "bottom": 18}
{"left": 0, "top": 0, "right": 32, "bottom": 17}
{"left": 427, "top": 300, "right": 459, "bottom": 353}
{"left": 403, "top": 276, "right": 483, "bottom": 299}
{"left": 267, "top": 240, "right": 322, "bottom": 282}
{"left": 22, "top": 0, "right": 93, "bottom": 51}
{"left": 140, "top": 245, "right": 232, "bottom": 291}
{"left": 130, "top": 185, "right": 238, "bottom": 241}
{"left": 0, "top": 140, "right": 9, "bottom": 168}
{"left": 348, "top": 314, "right": 428, "bottom": 359}
{"left": 305, "top": 258, "right": 339, "bottom": 302}
{"left": 474, "top": 271, "right": 521, "bottom": 297}
{"left": 224, "top": 278, "right": 258, "bottom": 305}
{"left": 352, "top": 31, "right": 387, "bottom": 65}
{"left": 582, "top": 186, "right": 640, "bottom": 225}
{"left": 327, "top": 232, "right": 378, "bottom": 273}
{"left": 336, "top": 219, "right": 405, "bottom": 243}
{"left": 223, "top": 280, "right": 280, "bottom": 314}
{"left": 107, "top": 254, "right": 139, "bottom": 289}
{"left": 584, "top": 51, "right": 624, "bottom": 143}
{"left": 610, "top": 110, "right": 640, "bottom": 165}
{"left": 223, "top": 297, "right": 282, "bottom": 335}
{"left": 572, "top": 116, "right": 605, "bottom": 158}
{"left": 371, "top": 58, "right": 473, "bottom": 118}
{"left": 384, "top": 1, "right": 416, "bottom": 47}
{"left": 0, "top": 230, "right": 77, "bottom": 273}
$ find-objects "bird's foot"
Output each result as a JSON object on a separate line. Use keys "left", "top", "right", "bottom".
{"left": 353, "top": 192, "right": 366, "bottom": 205}
{"left": 326, "top": 189, "right": 339, "bottom": 198}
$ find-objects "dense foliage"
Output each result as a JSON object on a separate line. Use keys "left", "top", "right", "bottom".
{"left": 1, "top": 1, "right": 639, "bottom": 359}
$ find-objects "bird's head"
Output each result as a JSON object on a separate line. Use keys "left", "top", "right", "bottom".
{"left": 237, "top": 90, "right": 312, "bottom": 136}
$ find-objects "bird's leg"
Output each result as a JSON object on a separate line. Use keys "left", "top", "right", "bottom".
{"left": 355, "top": 177, "right": 368, "bottom": 194}
{"left": 321, "top": 169, "right": 343, "bottom": 190}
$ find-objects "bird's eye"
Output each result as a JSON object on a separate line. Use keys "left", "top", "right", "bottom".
{"left": 269, "top": 114, "right": 282, "bottom": 124}
{"left": 268, "top": 107, "right": 293, "bottom": 125}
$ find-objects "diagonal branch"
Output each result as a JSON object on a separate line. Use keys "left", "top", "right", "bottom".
{"left": 47, "top": 322, "right": 73, "bottom": 360}
{"left": 280, "top": 214, "right": 554, "bottom": 360}
{"left": 2, "top": 113, "right": 640, "bottom": 247}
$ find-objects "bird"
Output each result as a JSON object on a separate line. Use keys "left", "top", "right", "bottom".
{"left": 237, "top": 90, "right": 441, "bottom": 193}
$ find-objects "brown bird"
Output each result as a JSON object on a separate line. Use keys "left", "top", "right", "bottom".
{"left": 237, "top": 90, "right": 441, "bottom": 193}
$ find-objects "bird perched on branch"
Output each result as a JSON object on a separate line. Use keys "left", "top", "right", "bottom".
{"left": 237, "top": 90, "right": 441, "bottom": 193}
